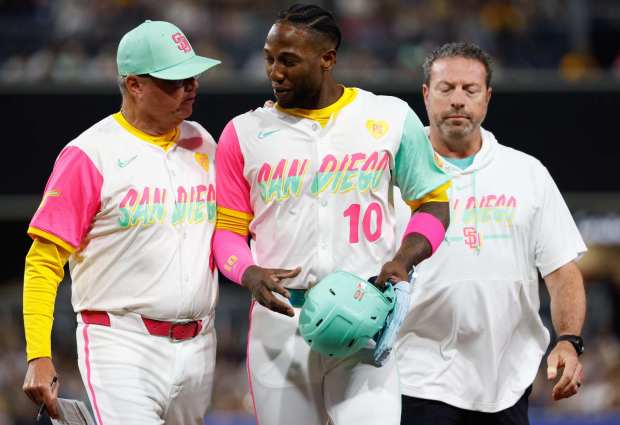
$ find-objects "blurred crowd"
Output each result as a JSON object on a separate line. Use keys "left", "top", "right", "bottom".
{"left": 1, "top": 214, "right": 619, "bottom": 424}
{"left": 1, "top": 0, "right": 620, "bottom": 86}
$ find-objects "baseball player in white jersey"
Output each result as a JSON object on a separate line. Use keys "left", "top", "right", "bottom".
{"left": 213, "top": 5, "right": 451, "bottom": 425}
{"left": 22, "top": 21, "right": 221, "bottom": 425}
{"left": 396, "top": 43, "right": 587, "bottom": 425}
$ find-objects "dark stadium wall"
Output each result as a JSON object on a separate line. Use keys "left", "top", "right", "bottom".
{"left": 2, "top": 90, "right": 619, "bottom": 195}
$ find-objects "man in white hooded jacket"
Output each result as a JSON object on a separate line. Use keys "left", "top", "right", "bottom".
{"left": 396, "top": 43, "right": 587, "bottom": 425}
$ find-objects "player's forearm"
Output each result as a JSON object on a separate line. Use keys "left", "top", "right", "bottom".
{"left": 213, "top": 229, "right": 255, "bottom": 285}
{"left": 393, "top": 233, "right": 431, "bottom": 271}
{"left": 544, "top": 261, "right": 586, "bottom": 336}
{"left": 23, "top": 238, "right": 68, "bottom": 361}
{"left": 393, "top": 201, "right": 449, "bottom": 269}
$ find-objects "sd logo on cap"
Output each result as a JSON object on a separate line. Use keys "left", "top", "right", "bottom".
{"left": 117, "top": 20, "right": 220, "bottom": 80}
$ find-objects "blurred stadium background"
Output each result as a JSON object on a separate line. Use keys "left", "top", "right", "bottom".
{"left": 1, "top": 0, "right": 619, "bottom": 424}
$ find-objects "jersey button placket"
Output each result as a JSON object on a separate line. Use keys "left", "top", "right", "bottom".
{"left": 314, "top": 127, "right": 332, "bottom": 276}
{"left": 316, "top": 203, "right": 331, "bottom": 276}
{"left": 167, "top": 150, "right": 187, "bottom": 308}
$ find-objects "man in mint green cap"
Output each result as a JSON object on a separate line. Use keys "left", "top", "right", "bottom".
{"left": 22, "top": 20, "right": 221, "bottom": 425}
{"left": 116, "top": 19, "right": 221, "bottom": 133}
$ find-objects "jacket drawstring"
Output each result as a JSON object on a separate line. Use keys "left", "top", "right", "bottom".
{"left": 471, "top": 170, "right": 481, "bottom": 255}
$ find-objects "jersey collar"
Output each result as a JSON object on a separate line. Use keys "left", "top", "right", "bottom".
{"left": 275, "top": 87, "right": 358, "bottom": 128}
{"left": 428, "top": 126, "right": 498, "bottom": 176}
{"left": 113, "top": 112, "right": 179, "bottom": 152}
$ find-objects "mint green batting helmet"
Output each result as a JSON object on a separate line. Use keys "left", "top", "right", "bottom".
{"left": 299, "top": 271, "right": 395, "bottom": 358}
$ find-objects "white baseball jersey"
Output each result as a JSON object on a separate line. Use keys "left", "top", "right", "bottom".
{"left": 396, "top": 128, "right": 586, "bottom": 412}
{"left": 217, "top": 88, "right": 450, "bottom": 425}
{"left": 217, "top": 88, "right": 450, "bottom": 287}
{"left": 29, "top": 112, "right": 218, "bottom": 320}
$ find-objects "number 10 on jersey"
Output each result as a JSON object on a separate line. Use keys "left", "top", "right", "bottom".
{"left": 343, "top": 202, "right": 383, "bottom": 243}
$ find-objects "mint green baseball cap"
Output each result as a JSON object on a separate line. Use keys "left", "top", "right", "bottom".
{"left": 117, "top": 20, "right": 220, "bottom": 80}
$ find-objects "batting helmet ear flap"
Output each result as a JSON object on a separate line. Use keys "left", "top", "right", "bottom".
{"left": 298, "top": 271, "right": 395, "bottom": 358}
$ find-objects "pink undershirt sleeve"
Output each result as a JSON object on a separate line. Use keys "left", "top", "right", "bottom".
{"left": 214, "top": 120, "right": 257, "bottom": 285}
{"left": 213, "top": 229, "right": 255, "bottom": 285}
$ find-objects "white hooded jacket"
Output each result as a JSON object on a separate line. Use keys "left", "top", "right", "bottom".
{"left": 395, "top": 127, "right": 586, "bottom": 412}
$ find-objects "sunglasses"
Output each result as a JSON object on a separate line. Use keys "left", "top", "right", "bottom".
{"left": 137, "top": 74, "right": 200, "bottom": 89}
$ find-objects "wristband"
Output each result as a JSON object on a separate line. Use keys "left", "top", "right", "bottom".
{"left": 402, "top": 212, "right": 446, "bottom": 254}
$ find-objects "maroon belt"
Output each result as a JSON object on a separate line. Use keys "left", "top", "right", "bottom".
{"left": 81, "top": 311, "right": 202, "bottom": 341}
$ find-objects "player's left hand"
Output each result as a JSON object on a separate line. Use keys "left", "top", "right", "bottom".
{"left": 547, "top": 341, "right": 584, "bottom": 400}
{"left": 373, "top": 271, "right": 416, "bottom": 366}
{"left": 375, "top": 259, "right": 409, "bottom": 289}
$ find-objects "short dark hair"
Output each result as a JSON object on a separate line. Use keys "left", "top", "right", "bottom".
{"left": 276, "top": 3, "right": 342, "bottom": 50}
{"left": 423, "top": 42, "right": 493, "bottom": 87}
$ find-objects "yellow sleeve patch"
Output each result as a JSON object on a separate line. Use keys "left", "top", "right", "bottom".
{"left": 405, "top": 180, "right": 451, "bottom": 211}
{"left": 27, "top": 227, "right": 76, "bottom": 254}
{"left": 216, "top": 207, "right": 252, "bottom": 236}
{"left": 224, "top": 255, "right": 239, "bottom": 272}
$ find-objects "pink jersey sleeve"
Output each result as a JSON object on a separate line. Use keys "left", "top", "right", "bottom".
{"left": 29, "top": 146, "right": 103, "bottom": 249}
{"left": 216, "top": 120, "right": 253, "bottom": 215}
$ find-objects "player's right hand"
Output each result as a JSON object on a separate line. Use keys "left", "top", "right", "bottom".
{"left": 242, "top": 265, "right": 301, "bottom": 317}
{"left": 23, "top": 357, "right": 60, "bottom": 418}
{"left": 375, "top": 259, "right": 409, "bottom": 289}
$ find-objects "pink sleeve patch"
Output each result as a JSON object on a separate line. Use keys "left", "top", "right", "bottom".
{"left": 216, "top": 121, "right": 253, "bottom": 214}
{"left": 29, "top": 146, "right": 103, "bottom": 249}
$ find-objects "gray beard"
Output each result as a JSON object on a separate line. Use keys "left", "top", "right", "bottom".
{"left": 436, "top": 121, "right": 479, "bottom": 154}
{"left": 439, "top": 121, "right": 474, "bottom": 140}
